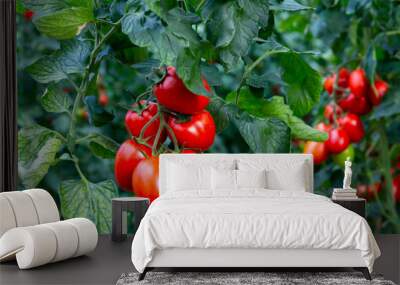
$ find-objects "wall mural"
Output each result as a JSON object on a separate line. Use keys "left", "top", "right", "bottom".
{"left": 17, "top": 0, "right": 400, "bottom": 234}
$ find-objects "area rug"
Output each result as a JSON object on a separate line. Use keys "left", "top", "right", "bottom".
{"left": 116, "top": 271, "right": 395, "bottom": 285}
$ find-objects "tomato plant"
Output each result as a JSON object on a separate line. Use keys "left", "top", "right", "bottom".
{"left": 16, "top": 0, "right": 399, "bottom": 233}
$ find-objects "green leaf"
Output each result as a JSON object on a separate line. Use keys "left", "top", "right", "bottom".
{"left": 369, "top": 94, "right": 400, "bottom": 120}
{"left": 226, "top": 88, "right": 327, "bottom": 142}
{"left": 205, "top": 3, "right": 236, "bottom": 48}
{"left": 165, "top": 8, "right": 201, "bottom": 46}
{"left": 144, "top": 0, "right": 177, "bottom": 19}
{"left": 277, "top": 52, "right": 322, "bottom": 117}
{"left": 34, "top": 7, "right": 94, "bottom": 40}
{"left": 363, "top": 43, "right": 377, "bottom": 83}
{"left": 84, "top": 96, "right": 115, "bottom": 127}
{"left": 131, "top": 59, "right": 161, "bottom": 74}
{"left": 87, "top": 133, "right": 120, "bottom": 159}
{"left": 310, "top": 10, "right": 349, "bottom": 46}
{"left": 40, "top": 86, "right": 72, "bottom": 113}
{"left": 176, "top": 48, "right": 209, "bottom": 95}
{"left": 201, "top": 64, "right": 223, "bottom": 87}
{"left": 234, "top": 112, "right": 290, "bottom": 153}
{"left": 23, "top": 0, "right": 94, "bottom": 15}
{"left": 270, "top": 0, "right": 313, "bottom": 11}
{"left": 26, "top": 39, "right": 91, "bottom": 83}
{"left": 237, "top": 0, "right": 269, "bottom": 27}
{"left": 205, "top": 1, "right": 268, "bottom": 70}
{"left": 246, "top": 71, "right": 285, "bottom": 89}
{"left": 16, "top": 0, "right": 25, "bottom": 14}
{"left": 18, "top": 125, "right": 64, "bottom": 188}
{"left": 122, "top": 3, "right": 184, "bottom": 65}
{"left": 60, "top": 179, "right": 118, "bottom": 234}
{"left": 207, "top": 95, "right": 237, "bottom": 133}
{"left": 346, "top": 0, "right": 370, "bottom": 14}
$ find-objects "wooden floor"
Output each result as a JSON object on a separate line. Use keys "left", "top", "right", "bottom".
{"left": 0, "top": 235, "right": 399, "bottom": 285}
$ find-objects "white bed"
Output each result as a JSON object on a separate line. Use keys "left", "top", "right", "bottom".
{"left": 131, "top": 154, "right": 380, "bottom": 280}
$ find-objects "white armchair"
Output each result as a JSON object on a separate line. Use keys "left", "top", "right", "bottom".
{"left": 0, "top": 189, "right": 98, "bottom": 269}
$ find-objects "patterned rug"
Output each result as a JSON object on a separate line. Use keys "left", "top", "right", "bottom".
{"left": 116, "top": 271, "right": 395, "bottom": 285}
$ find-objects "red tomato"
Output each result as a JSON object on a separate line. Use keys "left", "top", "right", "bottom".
{"left": 338, "top": 93, "right": 371, "bottom": 115}
{"left": 324, "top": 75, "right": 334, "bottom": 94}
{"left": 154, "top": 66, "right": 210, "bottom": 114}
{"left": 125, "top": 101, "right": 166, "bottom": 145}
{"left": 114, "top": 140, "right": 151, "bottom": 191}
{"left": 368, "top": 80, "right": 389, "bottom": 106}
{"left": 338, "top": 113, "right": 365, "bottom": 143}
{"left": 168, "top": 110, "right": 216, "bottom": 151}
{"left": 98, "top": 87, "right": 109, "bottom": 106}
{"left": 99, "top": 94, "right": 109, "bottom": 106}
{"left": 393, "top": 175, "right": 400, "bottom": 203}
{"left": 24, "top": 10, "right": 34, "bottom": 21}
{"left": 348, "top": 68, "right": 368, "bottom": 98}
{"left": 323, "top": 68, "right": 349, "bottom": 95}
{"left": 315, "top": 122, "right": 332, "bottom": 132}
{"left": 325, "top": 128, "right": 350, "bottom": 154}
{"left": 303, "top": 141, "right": 328, "bottom": 165}
{"left": 323, "top": 104, "right": 342, "bottom": 122}
{"left": 132, "top": 156, "right": 159, "bottom": 202}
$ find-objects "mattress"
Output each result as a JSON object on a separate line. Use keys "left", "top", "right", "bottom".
{"left": 131, "top": 190, "right": 380, "bottom": 273}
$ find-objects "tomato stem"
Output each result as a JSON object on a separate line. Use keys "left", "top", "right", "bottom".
{"left": 138, "top": 111, "right": 160, "bottom": 140}
{"left": 151, "top": 112, "right": 165, "bottom": 156}
{"left": 163, "top": 118, "right": 180, "bottom": 152}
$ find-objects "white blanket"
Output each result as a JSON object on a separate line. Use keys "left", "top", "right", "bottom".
{"left": 131, "top": 190, "right": 380, "bottom": 272}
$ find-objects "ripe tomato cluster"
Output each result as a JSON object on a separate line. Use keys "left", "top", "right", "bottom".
{"left": 114, "top": 66, "right": 216, "bottom": 201}
{"left": 304, "top": 68, "right": 389, "bottom": 167}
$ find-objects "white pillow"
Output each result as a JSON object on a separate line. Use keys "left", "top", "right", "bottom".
{"left": 212, "top": 168, "right": 237, "bottom": 190}
{"left": 212, "top": 169, "right": 268, "bottom": 190}
{"left": 236, "top": 169, "right": 267, "bottom": 189}
{"left": 167, "top": 162, "right": 211, "bottom": 192}
{"left": 266, "top": 167, "right": 307, "bottom": 192}
{"left": 237, "top": 159, "right": 309, "bottom": 191}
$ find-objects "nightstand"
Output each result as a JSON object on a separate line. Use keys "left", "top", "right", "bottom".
{"left": 111, "top": 197, "right": 150, "bottom": 242}
{"left": 332, "top": 198, "right": 366, "bottom": 218}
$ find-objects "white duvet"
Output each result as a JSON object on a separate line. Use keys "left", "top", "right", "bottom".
{"left": 131, "top": 190, "right": 380, "bottom": 273}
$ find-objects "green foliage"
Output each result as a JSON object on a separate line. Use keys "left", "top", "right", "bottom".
{"left": 18, "top": 125, "right": 64, "bottom": 188}
{"left": 227, "top": 88, "right": 327, "bottom": 142}
{"left": 278, "top": 52, "right": 322, "bottom": 117}
{"left": 26, "top": 39, "right": 91, "bottom": 83}
{"left": 25, "top": 0, "right": 95, "bottom": 39}
{"left": 34, "top": 7, "right": 94, "bottom": 40}
{"left": 84, "top": 96, "right": 114, "bottom": 127}
{"left": 270, "top": 0, "right": 312, "bottom": 11}
{"left": 87, "top": 133, "right": 120, "bottom": 159}
{"left": 22, "top": 0, "right": 396, "bottom": 234}
{"left": 234, "top": 114, "right": 290, "bottom": 153}
{"left": 41, "top": 86, "right": 73, "bottom": 113}
{"left": 60, "top": 179, "right": 118, "bottom": 233}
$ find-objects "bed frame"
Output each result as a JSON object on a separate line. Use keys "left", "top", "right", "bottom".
{"left": 138, "top": 154, "right": 372, "bottom": 281}
{"left": 139, "top": 248, "right": 371, "bottom": 280}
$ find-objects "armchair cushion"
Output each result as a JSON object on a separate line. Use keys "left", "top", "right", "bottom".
{"left": 0, "top": 189, "right": 98, "bottom": 269}
{"left": 0, "top": 218, "right": 98, "bottom": 269}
